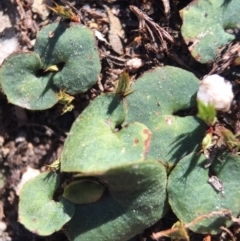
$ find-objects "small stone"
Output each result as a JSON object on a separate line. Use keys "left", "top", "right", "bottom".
{"left": 0, "top": 136, "right": 4, "bottom": 147}
{"left": 30, "top": 39, "right": 36, "bottom": 46}
{"left": 21, "top": 157, "right": 28, "bottom": 162}
{"left": 27, "top": 149, "right": 35, "bottom": 157}
{"left": 0, "top": 12, "right": 19, "bottom": 65}
{"left": 33, "top": 137, "right": 40, "bottom": 144}
{"left": 208, "top": 175, "right": 223, "bottom": 192}
{"left": 0, "top": 37, "right": 18, "bottom": 65}
{"left": 0, "top": 221, "right": 7, "bottom": 232}
{"left": 15, "top": 131, "right": 27, "bottom": 143}
{"left": 2, "top": 148, "right": 9, "bottom": 157}
{"left": 15, "top": 136, "right": 26, "bottom": 143}
{"left": 28, "top": 142, "right": 33, "bottom": 149}
{"left": 32, "top": 0, "right": 51, "bottom": 20}
{"left": 126, "top": 58, "right": 144, "bottom": 73}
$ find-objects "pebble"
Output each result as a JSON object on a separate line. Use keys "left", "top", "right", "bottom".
{"left": 0, "top": 221, "right": 7, "bottom": 232}
{"left": 31, "top": 0, "right": 51, "bottom": 20}
{"left": 0, "top": 136, "right": 4, "bottom": 147}
{"left": 0, "top": 13, "right": 18, "bottom": 65}
{"left": 15, "top": 136, "right": 26, "bottom": 143}
{"left": 2, "top": 148, "right": 9, "bottom": 157}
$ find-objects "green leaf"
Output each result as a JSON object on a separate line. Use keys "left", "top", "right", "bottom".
{"left": 180, "top": 0, "right": 240, "bottom": 63}
{"left": 18, "top": 172, "right": 75, "bottom": 236}
{"left": 63, "top": 179, "right": 105, "bottom": 204}
{"left": 35, "top": 22, "right": 101, "bottom": 95}
{"left": 125, "top": 66, "right": 206, "bottom": 165}
{"left": 197, "top": 99, "right": 217, "bottom": 126}
{"left": 61, "top": 93, "right": 152, "bottom": 173}
{"left": 0, "top": 22, "right": 101, "bottom": 110}
{"left": 64, "top": 161, "right": 167, "bottom": 241}
{"left": 115, "top": 71, "right": 134, "bottom": 97}
{"left": 60, "top": 92, "right": 167, "bottom": 240}
{"left": 168, "top": 152, "right": 240, "bottom": 234}
{"left": 0, "top": 52, "right": 58, "bottom": 110}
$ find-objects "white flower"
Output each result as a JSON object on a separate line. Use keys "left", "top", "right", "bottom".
{"left": 197, "top": 74, "right": 234, "bottom": 112}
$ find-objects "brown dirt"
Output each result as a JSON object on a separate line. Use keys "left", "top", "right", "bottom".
{"left": 0, "top": 0, "right": 240, "bottom": 241}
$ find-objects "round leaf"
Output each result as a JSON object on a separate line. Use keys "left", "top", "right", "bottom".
{"left": 168, "top": 152, "right": 240, "bottom": 234}
{"left": 0, "top": 52, "right": 58, "bottom": 110}
{"left": 63, "top": 180, "right": 105, "bottom": 204}
{"left": 35, "top": 22, "right": 101, "bottom": 94}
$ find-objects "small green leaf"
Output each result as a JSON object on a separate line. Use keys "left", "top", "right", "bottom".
{"left": 44, "top": 64, "right": 59, "bottom": 72}
{"left": 56, "top": 89, "right": 74, "bottom": 114}
{"left": 201, "top": 129, "right": 213, "bottom": 154}
{"left": 197, "top": 99, "right": 217, "bottom": 126}
{"left": 219, "top": 126, "right": 238, "bottom": 150}
{"left": 45, "top": 159, "right": 60, "bottom": 171}
{"left": 63, "top": 179, "right": 105, "bottom": 204}
{"left": 170, "top": 221, "right": 189, "bottom": 241}
{"left": 115, "top": 71, "right": 134, "bottom": 97}
{"left": 46, "top": 1, "right": 80, "bottom": 22}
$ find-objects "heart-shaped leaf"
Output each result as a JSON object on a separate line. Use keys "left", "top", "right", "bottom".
{"left": 125, "top": 66, "right": 206, "bottom": 165}
{"left": 180, "top": 0, "right": 240, "bottom": 63}
{"left": 35, "top": 22, "right": 101, "bottom": 95}
{"left": 61, "top": 93, "right": 152, "bottom": 173}
{"left": 18, "top": 172, "right": 75, "bottom": 236}
{"left": 0, "top": 22, "right": 101, "bottom": 110}
{"left": 0, "top": 52, "right": 58, "bottom": 110}
{"left": 168, "top": 152, "right": 240, "bottom": 234}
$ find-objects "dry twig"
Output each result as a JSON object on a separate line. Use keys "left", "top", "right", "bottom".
{"left": 15, "top": 0, "right": 25, "bottom": 20}
{"left": 220, "top": 226, "right": 236, "bottom": 241}
{"left": 151, "top": 209, "right": 233, "bottom": 240}
{"left": 209, "top": 42, "right": 240, "bottom": 74}
{"left": 130, "top": 5, "right": 173, "bottom": 52}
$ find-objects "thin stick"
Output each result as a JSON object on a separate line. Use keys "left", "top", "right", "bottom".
{"left": 151, "top": 209, "right": 231, "bottom": 240}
